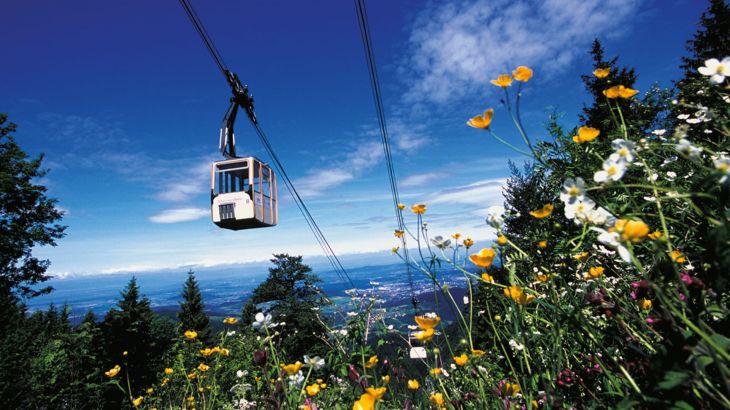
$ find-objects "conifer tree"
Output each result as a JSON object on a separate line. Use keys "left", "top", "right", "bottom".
{"left": 101, "top": 277, "right": 173, "bottom": 404}
{"left": 178, "top": 270, "right": 211, "bottom": 343}
{"left": 242, "top": 254, "right": 330, "bottom": 359}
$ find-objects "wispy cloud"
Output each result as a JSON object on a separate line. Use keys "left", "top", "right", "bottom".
{"left": 400, "top": 0, "right": 642, "bottom": 105}
{"left": 149, "top": 207, "right": 209, "bottom": 224}
{"left": 401, "top": 172, "right": 442, "bottom": 188}
{"left": 427, "top": 178, "right": 506, "bottom": 206}
{"left": 295, "top": 140, "right": 382, "bottom": 197}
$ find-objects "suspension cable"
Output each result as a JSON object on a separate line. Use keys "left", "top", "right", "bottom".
{"left": 353, "top": 0, "right": 417, "bottom": 310}
{"left": 177, "top": 0, "right": 354, "bottom": 287}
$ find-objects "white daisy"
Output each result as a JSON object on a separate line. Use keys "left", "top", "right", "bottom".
{"left": 564, "top": 198, "right": 596, "bottom": 222}
{"left": 714, "top": 156, "right": 730, "bottom": 183}
{"left": 610, "top": 139, "right": 636, "bottom": 163}
{"left": 698, "top": 57, "right": 730, "bottom": 84}
{"left": 559, "top": 177, "right": 586, "bottom": 204}
{"left": 675, "top": 139, "right": 702, "bottom": 160}
{"left": 594, "top": 158, "right": 627, "bottom": 183}
{"left": 591, "top": 228, "right": 631, "bottom": 264}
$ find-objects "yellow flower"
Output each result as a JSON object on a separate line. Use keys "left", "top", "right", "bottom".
{"left": 353, "top": 393, "right": 375, "bottom": 410}
{"left": 132, "top": 396, "right": 143, "bottom": 407}
{"left": 503, "top": 285, "right": 536, "bottom": 305}
{"left": 670, "top": 249, "right": 686, "bottom": 264}
{"left": 537, "top": 240, "right": 547, "bottom": 248}
{"left": 397, "top": 203, "right": 406, "bottom": 210}
{"left": 497, "top": 235, "right": 508, "bottom": 246}
{"left": 164, "top": 367, "right": 173, "bottom": 375}
{"left": 415, "top": 315, "right": 441, "bottom": 330}
{"left": 512, "top": 66, "right": 533, "bottom": 82}
{"left": 394, "top": 230, "right": 404, "bottom": 238}
{"left": 306, "top": 383, "right": 321, "bottom": 396}
{"left": 184, "top": 330, "right": 198, "bottom": 340}
{"left": 223, "top": 317, "right": 238, "bottom": 325}
{"left": 471, "top": 349, "right": 486, "bottom": 357}
{"left": 105, "top": 365, "right": 121, "bottom": 378}
{"left": 187, "top": 372, "right": 197, "bottom": 380}
{"left": 414, "top": 328, "right": 434, "bottom": 342}
{"left": 490, "top": 74, "right": 513, "bottom": 88}
{"left": 463, "top": 238, "right": 474, "bottom": 248}
{"left": 407, "top": 379, "right": 420, "bottom": 390}
{"left": 593, "top": 67, "right": 610, "bottom": 78}
{"left": 381, "top": 375, "right": 390, "bottom": 384}
{"left": 364, "top": 355, "right": 378, "bottom": 369}
{"left": 365, "top": 386, "right": 387, "bottom": 400}
{"left": 572, "top": 126, "right": 600, "bottom": 143}
{"left": 640, "top": 298, "right": 653, "bottom": 310}
{"left": 467, "top": 108, "right": 494, "bottom": 129}
{"left": 501, "top": 382, "right": 521, "bottom": 397}
{"left": 584, "top": 266, "right": 604, "bottom": 279}
{"left": 453, "top": 353, "right": 469, "bottom": 366}
{"left": 430, "top": 392, "right": 445, "bottom": 406}
{"left": 648, "top": 230, "right": 664, "bottom": 240}
{"left": 161, "top": 378, "right": 168, "bottom": 386}
{"left": 573, "top": 251, "right": 589, "bottom": 262}
{"left": 535, "top": 274, "right": 550, "bottom": 283}
{"left": 197, "top": 363, "right": 210, "bottom": 372}
{"left": 146, "top": 387, "right": 154, "bottom": 395}
{"left": 469, "top": 248, "right": 496, "bottom": 268}
{"left": 123, "top": 351, "right": 128, "bottom": 356}
{"left": 281, "top": 361, "right": 303, "bottom": 375}
{"left": 613, "top": 219, "right": 649, "bottom": 243}
{"left": 481, "top": 273, "right": 494, "bottom": 283}
{"left": 200, "top": 348, "right": 215, "bottom": 357}
{"left": 603, "top": 85, "right": 639, "bottom": 99}
{"left": 451, "top": 233, "right": 461, "bottom": 240}
{"left": 529, "top": 203, "right": 554, "bottom": 219}
{"left": 430, "top": 367, "right": 442, "bottom": 376}
{"left": 411, "top": 204, "right": 427, "bottom": 215}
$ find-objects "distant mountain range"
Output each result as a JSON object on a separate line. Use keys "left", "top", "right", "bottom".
{"left": 29, "top": 256, "right": 474, "bottom": 328}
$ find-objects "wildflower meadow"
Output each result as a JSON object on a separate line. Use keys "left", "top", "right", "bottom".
{"left": 1, "top": 1, "right": 729, "bottom": 409}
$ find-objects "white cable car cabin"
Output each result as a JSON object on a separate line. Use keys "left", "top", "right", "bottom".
{"left": 211, "top": 157, "right": 277, "bottom": 230}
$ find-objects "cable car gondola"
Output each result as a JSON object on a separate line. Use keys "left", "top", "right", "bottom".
{"left": 211, "top": 156, "right": 277, "bottom": 230}
{"left": 210, "top": 71, "right": 277, "bottom": 230}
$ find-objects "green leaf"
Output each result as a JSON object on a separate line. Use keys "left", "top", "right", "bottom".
{"left": 658, "top": 371, "right": 690, "bottom": 390}
{"left": 670, "top": 401, "right": 694, "bottom": 410}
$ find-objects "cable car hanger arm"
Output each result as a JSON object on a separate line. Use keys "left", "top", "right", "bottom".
{"left": 219, "top": 70, "right": 257, "bottom": 159}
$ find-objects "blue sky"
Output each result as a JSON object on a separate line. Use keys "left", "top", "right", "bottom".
{"left": 1, "top": 0, "right": 706, "bottom": 277}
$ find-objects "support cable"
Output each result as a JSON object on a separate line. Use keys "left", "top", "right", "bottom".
{"left": 353, "top": 0, "right": 418, "bottom": 311}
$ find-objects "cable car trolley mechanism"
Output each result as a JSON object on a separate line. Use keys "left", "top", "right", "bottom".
{"left": 210, "top": 70, "right": 277, "bottom": 230}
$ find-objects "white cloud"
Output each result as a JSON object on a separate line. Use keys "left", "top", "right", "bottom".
{"left": 295, "top": 140, "right": 382, "bottom": 197}
{"left": 427, "top": 178, "right": 506, "bottom": 205}
{"left": 401, "top": 172, "right": 441, "bottom": 188}
{"left": 149, "top": 207, "right": 209, "bottom": 224}
{"left": 401, "top": 0, "right": 642, "bottom": 104}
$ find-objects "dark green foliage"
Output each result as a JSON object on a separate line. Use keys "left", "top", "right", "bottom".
{"left": 242, "top": 254, "right": 330, "bottom": 359}
{"left": 579, "top": 39, "right": 637, "bottom": 130}
{"left": 0, "top": 113, "right": 66, "bottom": 302}
{"left": 101, "top": 277, "right": 174, "bottom": 404}
{"left": 0, "top": 304, "right": 106, "bottom": 409}
{"left": 680, "top": 0, "right": 730, "bottom": 79}
{"left": 178, "top": 270, "right": 211, "bottom": 344}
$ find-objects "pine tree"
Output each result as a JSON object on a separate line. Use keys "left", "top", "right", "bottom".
{"left": 101, "top": 277, "right": 174, "bottom": 404}
{"left": 243, "top": 254, "right": 330, "bottom": 359}
{"left": 178, "top": 270, "right": 211, "bottom": 343}
{"left": 680, "top": 0, "right": 730, "bottom": 78}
